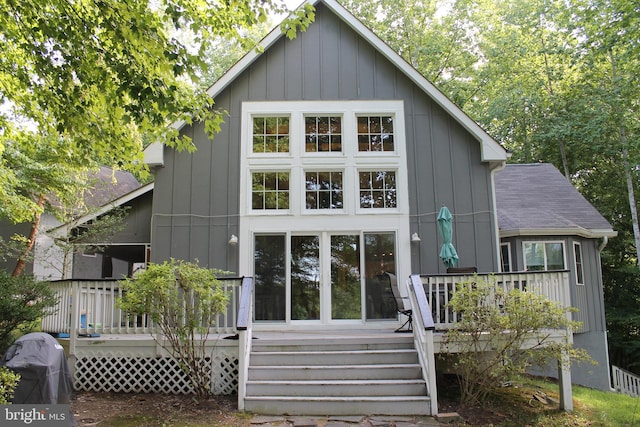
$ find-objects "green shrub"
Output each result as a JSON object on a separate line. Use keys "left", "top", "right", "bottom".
{"left": 0, "top": 273, "right": 58, "bottom": 354}
{"left": 442, "top": 274, "right": 593, "bottom": 405}
{"left": 118, "top": 259, "right": 230, "bottom": 401}
{"left": 0, "top": 366, "right": 20, "bottom": 404}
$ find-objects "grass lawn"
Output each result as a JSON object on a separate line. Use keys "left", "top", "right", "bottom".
{"left": 451, "top": 376, "right": 640, "bottom": 426}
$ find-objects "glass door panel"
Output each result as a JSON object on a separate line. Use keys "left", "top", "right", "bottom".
{"left": 330, "top": 235, "right": 361, "bottom": 320}
{"left": 291, "top": 235, "right": 321, "bottom": 320}
{"left": 254, "top": 234, "right": 286, "bottom": 321}
{"left": 364, "top": 233, "right": 397, "bottom": 320}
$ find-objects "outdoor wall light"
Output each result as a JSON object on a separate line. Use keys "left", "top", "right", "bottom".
{"left": 228, "top": 234, "right": 238, "bottom": 246}
{"left": 411, "top": 232, "right": 421, "bottom": 242}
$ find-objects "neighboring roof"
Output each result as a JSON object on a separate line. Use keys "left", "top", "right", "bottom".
{"left": 494, "top": 163, "right": 616, "bottom": 239}
{"left": 84, "top": 167, "right": 141, "bottom": 208}
{"left": 145, "top": 0, "right": 508, "bottom": 167}
{"left": 49, "top": 182, "right": 153, "bottom": 237}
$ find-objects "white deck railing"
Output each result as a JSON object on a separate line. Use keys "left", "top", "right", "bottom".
{"left": 41, "top": 278, "right": 243, "bottom": 337}
{"left": 419, "top": 270, "right": 571, "bottom": 330}
{"left": 612, "top": 365, "right": 640, "bottom": 397}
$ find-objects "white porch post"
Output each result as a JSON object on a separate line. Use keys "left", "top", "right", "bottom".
{"left": 558, "top": 350, "right": 573, "bottom": 411}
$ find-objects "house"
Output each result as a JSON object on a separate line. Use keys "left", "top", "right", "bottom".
{"left": 38, "top": 0, "right": 616, "bottom": 416}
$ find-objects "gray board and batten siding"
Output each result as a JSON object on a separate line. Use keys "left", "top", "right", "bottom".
{"left": 151, "top": 2, "right": 499, "bottom": 274}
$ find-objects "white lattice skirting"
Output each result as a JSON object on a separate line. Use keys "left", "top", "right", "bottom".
{"left": 73, "top": 350, "right": 239, "bottom": 395}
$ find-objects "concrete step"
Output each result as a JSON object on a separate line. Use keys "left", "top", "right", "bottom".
{"left": 249, "top": 349, "right": 418, "bottom": 366}
{"left": 243, "top": 395, "right": 431, "bottom": 416}
{"left": 243, "top": 333, "right": 431, "bottom": 416}
{"left": 248, "top": 364, "right": 424, "bottom": 381}
{"left": 245, "top": 379, "right": 427, "bottom": 397}
{"left": 250, "top": 335, "right": 414, "bottom": 352}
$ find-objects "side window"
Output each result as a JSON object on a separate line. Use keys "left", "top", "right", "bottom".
{"left": 574, "top": 242, "right": 584, "bottom": 285}
{"left": 500, "top": 242, "right": 511, "bottom": 272}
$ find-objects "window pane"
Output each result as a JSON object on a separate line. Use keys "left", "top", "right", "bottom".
{"left": 254, "top": 235, "right": 286, "bottom": 321}
{"left": 365, "top": 233, "right": 397, "bottom": 320}
{"left": 291, "top": 235, "right": 320, "bottom": 320}
{"left": 331, "top": 235, "right": 361, "bottom": 319}
{"left": 305, "top": 116, "right": 342, "bottom": 152}
{"left": 252, "top": 116, "right": 290, "bottom": 153}
{"left": 359, "top": 171, "right": 396, "bottom": 209}
{"left": 500, "top": 244, "right": 511, "bottom": 272}
{"left": 524, "top": 242, "right": 545, "bottom": 271}
{"left": 358, "top": 116, "right": 395, "bottom": 152}
{"left": 305, "top": 171, "right": 343, "bottom": 209}
{"left": 252, "top": 172, "right": 289, "bottom": 210}
{"left": 546, "top": 243, "right": 564, "bottom": 270}
{"left": 574, "top": 243, "right": 584, "bottom": 284}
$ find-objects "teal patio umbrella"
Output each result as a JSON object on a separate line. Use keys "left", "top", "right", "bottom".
{"left": 437, "top": 206, "right": 459, "bottom": 268}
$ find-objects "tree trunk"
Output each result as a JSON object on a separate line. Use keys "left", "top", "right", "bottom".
{"left": 610, "top": 50, "right": 640, "bottom": 265}
{"left": 12, "top": 194, "right": 45, "bottom": 277}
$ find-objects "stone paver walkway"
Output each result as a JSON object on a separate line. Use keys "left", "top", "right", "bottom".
{"left": 250, "top": 415, "right": 443, "bottom": 427}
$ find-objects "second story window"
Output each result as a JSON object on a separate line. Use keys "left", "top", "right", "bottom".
{"left": 305, "top": 116, "right": 342, "bottom": 152}
{"left": 359, "top": 171, "right": 397, "bottom": 209}
{"left": 357, "top": 116, "right": 394, "bottom": 152}
{"left": 252, "top": 172, "right": 290, "bottom": 210}
{"left": 305, "top": 171, "right": 343, "bottom": 209}
{"left": 253, "top": 116, "right": 290, "bottom": 153}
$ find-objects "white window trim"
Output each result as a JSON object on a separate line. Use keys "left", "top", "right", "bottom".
{"left": 522, "top": 240, "right": 567, "bottom": 271}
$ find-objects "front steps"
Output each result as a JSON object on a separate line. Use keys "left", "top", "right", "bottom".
{"left": 243, "top": 333, "right": 431, "bottom": 416}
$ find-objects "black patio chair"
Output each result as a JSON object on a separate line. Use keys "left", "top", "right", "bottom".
{"left": 379, "top": 273, "right": 413, "bottom": 333}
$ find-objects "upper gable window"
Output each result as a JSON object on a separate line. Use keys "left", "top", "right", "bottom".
{"left": 241, "top": 101, "right": 407, "bottom": 216}
{"left": 305, "top": 116, "right": 342, "bottom": 152}
{"left": 357, "top": 116, "right": 394, "bottom": 152}
{"left": 253, "top": 116, "right": 290, "bottom": 153}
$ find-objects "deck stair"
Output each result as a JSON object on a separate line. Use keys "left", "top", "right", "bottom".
{"left": 242, "top": 333, "right": 431, "bottom": 416}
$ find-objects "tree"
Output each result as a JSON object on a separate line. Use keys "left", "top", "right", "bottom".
{"left": 0, "top": 272, "right": 58, "bottom": 354}
{"left": 0, "top": 0, "right": 315, "bottom": 274}
{"left": 441, "top": 275, "right": 591, "bottom": 405}
{"left": 118, "top": 259, "right": 229, "bottom": 400}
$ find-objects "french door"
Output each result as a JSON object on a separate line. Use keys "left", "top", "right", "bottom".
{"left": 254, "top": 232, "right": 397, "bottom": 324}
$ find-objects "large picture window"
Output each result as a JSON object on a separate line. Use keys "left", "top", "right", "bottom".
{"left": 242, "top": 101, "right": 407, "bottom": 216}
{"left": 523, "top": 241, "right": 565, "bottom": 271}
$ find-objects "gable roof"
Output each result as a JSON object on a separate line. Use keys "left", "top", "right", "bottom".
{"left": 49, "top": 182, "right": 153, "bottom": 237}
{"left": 494, "top": 163, "right": 616, "bottom": 239}
{"left": 145, "top": 0, "right": 508, "bottom": 167}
